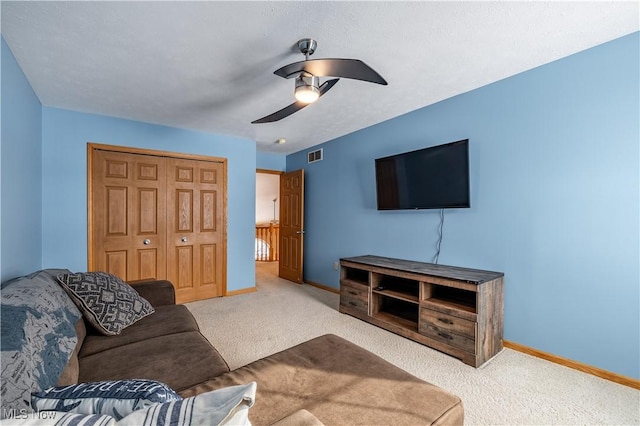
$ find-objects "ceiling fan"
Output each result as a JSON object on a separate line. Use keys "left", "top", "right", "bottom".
{"left": 252, "top": 38, "right": 388, "bottom": 124}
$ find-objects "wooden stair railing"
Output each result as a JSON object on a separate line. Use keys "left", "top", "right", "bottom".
{"left": 255, "top": 223, "right": 280, "bottom": 261}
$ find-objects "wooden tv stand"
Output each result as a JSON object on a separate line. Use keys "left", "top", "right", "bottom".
{"left": 339, "top": 255, "right": 504, "bottom": 367}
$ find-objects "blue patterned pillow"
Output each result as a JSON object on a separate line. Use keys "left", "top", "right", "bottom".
{"left": 1, "top": 269, "right": 82, "bottom": 418}
{"left": 32, "top": 379, "right": 181, "bottom": 420}
{"left": 57, "top": 272, "right": 154, "bottom": 336}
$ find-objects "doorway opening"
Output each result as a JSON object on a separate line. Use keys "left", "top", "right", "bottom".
{"left": 256, "top": 169, "right": 281, "bottom": 278}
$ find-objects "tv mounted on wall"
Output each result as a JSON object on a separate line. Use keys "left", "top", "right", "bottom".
{"left": 375, "top": 139, "right": 470, "bottom": 210}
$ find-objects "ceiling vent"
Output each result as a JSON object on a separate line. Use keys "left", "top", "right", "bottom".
{"left": 307, "top": 148, "right": 323, "bottom": 164}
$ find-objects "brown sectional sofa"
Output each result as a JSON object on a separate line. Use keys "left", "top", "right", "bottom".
{"left": 4, "top": 273, "right": 464, "bottom": 425}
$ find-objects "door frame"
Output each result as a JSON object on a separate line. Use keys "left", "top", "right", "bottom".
{"left": 255, "top": 168, "right": 284, "bottom": 263}
{"left": 87, "top": 143, "right": 228, "bottom": 294}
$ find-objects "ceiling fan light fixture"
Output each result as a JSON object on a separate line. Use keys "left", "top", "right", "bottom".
{"left": 294, "top": 74, "right": 320, "bottom": 103}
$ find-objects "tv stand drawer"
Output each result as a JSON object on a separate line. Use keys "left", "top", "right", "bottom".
{"left": 420, "top": 320, "right": 476, "bottom": 354}
{"left": 420, "top": 326, "right": 476, "bottom": 354}
{"left": 340, "top": 281, "right": 369, "bottom": 313}
{"left": 420, "top": 308, "right": 475, "bottom": 338}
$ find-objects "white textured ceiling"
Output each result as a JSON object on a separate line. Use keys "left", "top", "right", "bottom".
{"left": 2, "top": 1, "right": 638, "bottom": 154}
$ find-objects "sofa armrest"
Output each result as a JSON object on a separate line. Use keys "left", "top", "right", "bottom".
{"left": 129, "top": 279, "right": 176, "bottom": 306}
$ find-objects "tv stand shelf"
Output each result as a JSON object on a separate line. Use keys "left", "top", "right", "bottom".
{"left": 339, "top": 255, "right": 504, "bottom": 367}
{"left": 372, "top": 288, "right": 419, "bottom": 304}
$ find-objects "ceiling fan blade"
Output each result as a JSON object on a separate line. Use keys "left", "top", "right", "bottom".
{"left": 252, "top": 79, "right": 339, "bottom": 124}
{"left": 251, "top": 101, "right": 306, "bottom": 124}
{"left": 319, "top": 78, "right": 340, "bottom": 94}
{"left": 274, "top": 59, "right": 387, "bottom": 85}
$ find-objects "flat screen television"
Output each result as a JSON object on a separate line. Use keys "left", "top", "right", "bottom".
{"left": 375, "top": 139, "right": 470, "bottom": 210}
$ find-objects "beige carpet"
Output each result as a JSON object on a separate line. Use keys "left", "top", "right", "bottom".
{"left": 186, "top": 262, "right": 639, "bottom": 425}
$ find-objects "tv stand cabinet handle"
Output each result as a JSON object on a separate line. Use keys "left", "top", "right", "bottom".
{"left": 348, "top": 290, "right": 358, "bottom": 296}
{"left": 349, "top": 301, "right": 358, "bottom": 307}
{"left": 437, "top": 318, "right": 454, "bottom": 325}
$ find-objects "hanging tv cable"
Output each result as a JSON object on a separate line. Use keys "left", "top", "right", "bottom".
{"left": 433, "top": 209, "right": 445, "bottom": 264}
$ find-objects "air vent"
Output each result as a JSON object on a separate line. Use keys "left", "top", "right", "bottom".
{"left": 307, "top": 148, "right": 323, "bottom": 164}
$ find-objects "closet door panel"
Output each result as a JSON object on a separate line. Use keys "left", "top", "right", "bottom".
{"left": 105, "top": 251, "right": 127, "bottom": 279}
{"left": 167, "top": 158, "right": 224, "bottom": 303}
{"left": 91, "top": 150, "right": 167, "bottom": 281}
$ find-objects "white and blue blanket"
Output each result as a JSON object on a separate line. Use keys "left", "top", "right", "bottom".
{"left": 1, "top": 269, "right": 82, "bottom": 418}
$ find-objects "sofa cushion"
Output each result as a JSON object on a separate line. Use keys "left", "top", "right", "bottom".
{"left": 79, "top": 305, "right": 200, "bottom": 357}
{"left": 128, "top": 280, "right": 176, "bottom": 307}
{"left": 78, "top": 331, "right": 230, "bottom": 392}
{"left": 57, "top": 272, "right": 154, "bottom": 336}
{"left": 32, "top": 379, "right": 181, "bottom": 420}
{"left": 180, "top": 334, "right": 464, "bottom": 426}
{"left": 0, "top": 269, "right": 81, "bottom": 418}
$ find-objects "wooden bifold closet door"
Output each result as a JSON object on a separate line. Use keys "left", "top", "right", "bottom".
{"left": 89, "top": 145, "right": 226, "bottom": 303}
{"left": 165, "top": 157, "right": 225, "bottom": 303}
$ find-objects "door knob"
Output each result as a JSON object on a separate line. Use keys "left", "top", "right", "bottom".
{"left": 143, "top": 239, "right": 151, "bottom": 245}
{"left": 295, "top": 230, "right": 305, "bottom": 234}
{"left": 181, "top": 237, "right": 188, "bottom": 242}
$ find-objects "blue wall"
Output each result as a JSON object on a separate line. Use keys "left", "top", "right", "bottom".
{"left": 287, "top": 33, "right": 639, "bottom": 379}
{"left": 1, "top": 38, "right": 43, "bottom": 282}
{"left": 256, "top": 151, "right": 286, "bottom": 171}
{"left": 41, "top": 108, "right": 257, "bottom": 292}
